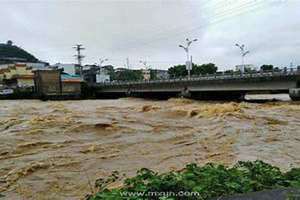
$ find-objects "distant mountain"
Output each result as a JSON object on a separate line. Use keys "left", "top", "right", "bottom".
{"left": 0, "top": 40, "right": 39, "bottom": 64}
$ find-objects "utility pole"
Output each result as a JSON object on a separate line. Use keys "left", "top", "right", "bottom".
{"left": 235, "top": 43, "right": 250, "bottom": 73}
{"left": 73, "top": 44, "right": 85, "bottom": 77}
{"left": 179, "top": 38, "right": 197, "bottom": 79}
{"left": 126, "top": 57, "right": 130, "bottom": 69}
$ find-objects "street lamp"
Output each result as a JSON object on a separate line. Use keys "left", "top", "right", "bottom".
{"left": 96, "top": 58, "right": 108, "bottom": 78}
{"left": 98, "top": 58, "right": 108, "bottom": 75}
{"left": 235, "top": 43, "right": 250, "bottom": 73}
{"left": 179, "top": 38, "right": 197, "bottom": 79}
{"left": 139, "top": 60, "right": 149, "bottom": 69}
{"left": 139, "top": 60, "right": 151, "bottom": 81}
{"left": 99, "top": 58, "right": 108, "bottom": 67}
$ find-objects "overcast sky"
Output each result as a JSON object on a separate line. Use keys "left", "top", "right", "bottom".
{"left": 1, "top": 0, "right": 299, "bottom": 70}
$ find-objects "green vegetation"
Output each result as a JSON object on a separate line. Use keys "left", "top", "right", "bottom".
{"left": 168, "top": 64, "right": 187, "bottom": 78}
{"left": 260, "top": 65, "right": 274, "bottom": 71}
{"left": 0, "top": 41, "right": 38, "bottom": 63}
{"left": 88, "top": 160, "right": 300, "bottom": 200}
{"left": 192, "top": 63, "right": 218, "bottom": 76}
{"left": 102, "top": 65, "right": 117, "bottom": 80}
{"left": 168, "top": 63, "right": 218, "bottom": 78}
{"left": 114, "top": 69, "right": 143, "bottom": 81}
{"left": 150, "top": 69, "right": 158, "bottom": 80}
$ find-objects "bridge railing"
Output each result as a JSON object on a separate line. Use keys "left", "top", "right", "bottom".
{"left": 98, "top": 67, "right": 300, "bottom": 86}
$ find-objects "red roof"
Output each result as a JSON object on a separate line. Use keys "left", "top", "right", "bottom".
{"left": 62, "top": 79, "right": 81, "bottom": 83}
{"left": 12, "top": 74, "right": 34, "bottom": 79}
{"left": 15, "top": 64, "right": 27, "bottom": 67}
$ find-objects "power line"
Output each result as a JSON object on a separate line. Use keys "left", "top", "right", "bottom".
{"left": 115, "top": 0, "right": 267, "bottom": 51}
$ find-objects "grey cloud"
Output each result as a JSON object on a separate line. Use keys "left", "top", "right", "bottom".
{"left": 1, "top": 0, "right": 299, "bottom": 70}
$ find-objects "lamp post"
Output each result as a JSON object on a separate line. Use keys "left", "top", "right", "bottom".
{"left": 235, "top": 43, "right": 250, "bottom": 73}
{"left": 97, "top": 58, "right": 109, "bottom": 82}
{"left": 98, "top": 58, "right": 108, "bottom": 72}
{"left": 99, "top": 58, "right": 108, "bottom": 67}
{"left": 139, "top": 60, "right": 149, "bottom": 69}
{"left": 179, "top": 38, "right": 197, "bottom": 79}
{"left": 140, "top": 60, "right": 151, "bottom": 81}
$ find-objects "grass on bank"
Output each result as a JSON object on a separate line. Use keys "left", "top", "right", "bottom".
{"left": 87, "top": 160, "right": 300, "bottom": 200}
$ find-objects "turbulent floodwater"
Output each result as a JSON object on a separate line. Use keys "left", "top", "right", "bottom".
{"left": 0, "top": 97, "right": 300, "bottom": 199}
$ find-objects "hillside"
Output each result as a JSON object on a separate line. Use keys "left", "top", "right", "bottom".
{"left": 0, "top": 41, "right": 38, "bottom": 63}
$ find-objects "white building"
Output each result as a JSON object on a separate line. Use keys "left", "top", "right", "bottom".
{"left": 235, "top": 64, "right": 257, "bottom": 73}
{"left": 96, "top": 74, "right": 110, "bottom": 83}
{"left": 96, "top": 67, "right": 111, "bottom": 83}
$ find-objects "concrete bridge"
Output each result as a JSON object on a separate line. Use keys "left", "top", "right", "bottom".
{"left": 93, "top": 68, "right": 300, "bottom": 101}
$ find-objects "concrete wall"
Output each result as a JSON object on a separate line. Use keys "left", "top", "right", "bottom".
{"left": 34, "top": 70, "right": 61, "bottom": 96}
{"left": 62, "top": 82, "right": 81, "bottom": 95}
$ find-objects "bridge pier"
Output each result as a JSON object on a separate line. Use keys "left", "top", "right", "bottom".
{"left": 289, "top": 88, "right": 300, "bottom": 101}
{"left": 179, "top": 88, "right": 191, "bottom": 98}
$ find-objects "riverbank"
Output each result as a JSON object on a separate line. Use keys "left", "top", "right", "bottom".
{"left": 87, "top": 160, "right": 300, "bottom": 200}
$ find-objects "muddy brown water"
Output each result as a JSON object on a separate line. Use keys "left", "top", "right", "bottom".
{"left": 0, "top": 97, "right": 300, "bottom": 199}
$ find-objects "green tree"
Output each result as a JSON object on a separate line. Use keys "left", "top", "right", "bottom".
{"left": 224, "top": 70, "right": 234, "bottom": 74}
{"left": 260, "top": 65, "right": 274, "bottom": 71}
{"left": 168, "top": 64, "right": 187, "bottom": 78}
{"left": 168, "top": 63, "right": 218, "bottom": 78}
{"left": 102, "top": 65, "right": 116, "bottom": 80}
{"left": 115, "top": 69, "right": 143, "bottom": 81}
{"left": 192, "top": 63, "right": 218, "bottom": 75}
{"left": 150, "top": 69, "right": 157, "bottom": 80}
{"left": 0, "top": 41, "right": 38, "bottom": 63}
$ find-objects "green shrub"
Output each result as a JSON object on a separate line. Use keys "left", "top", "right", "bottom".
{"left": 88, "top": 160, "right": 300, "bottom": 200}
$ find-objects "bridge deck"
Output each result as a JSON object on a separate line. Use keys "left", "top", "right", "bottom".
{"left": 93, "top": 69, "right": 300, "bottom": 100}
{"left": 97, "top": 69, "right": 300, "bottom": 87}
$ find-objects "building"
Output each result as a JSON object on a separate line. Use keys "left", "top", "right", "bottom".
{"left": 96, "top": 74, "right": 110, "bottom": 83}
{"left": 34, "top": 70, "right": 62, "bottom": 97}
{"left": 0, "top": 63, "right": 34, "bottom": 88}
{"left": 235, "top": 64, "right": 257, "bottom": 73}
{"left": 96, "top": 66, "right": 111, "bottom": 83}
{"left": 82, "top": 65, "right": 98, "bottom": 84}
{"left": 0, "top": 68, "right": 9, "bottom": 84}
{"left": 34, "top": 70, "right": 82, "bottom": 98}
{"left": 61, "top": 73, "right": 82, "bottom": 96}
{"left": 115, "top": 67, "right": 128, "bottom": 73}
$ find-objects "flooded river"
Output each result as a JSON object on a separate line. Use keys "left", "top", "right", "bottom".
{"left": 0, "top": 97, "right": 300, "bottom": 199}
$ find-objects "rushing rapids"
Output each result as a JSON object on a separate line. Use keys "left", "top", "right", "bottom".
{"left": 0, "top": 97, "right": 300, "bottom": 199}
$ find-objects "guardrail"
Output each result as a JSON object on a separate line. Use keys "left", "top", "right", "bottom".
{"left": 97, "top": 67, "right": 300, "bottom": 86}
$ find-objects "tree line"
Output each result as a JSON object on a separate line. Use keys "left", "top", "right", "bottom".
{"left": 101, "top": 63, "right": 293, "bottom": 81}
